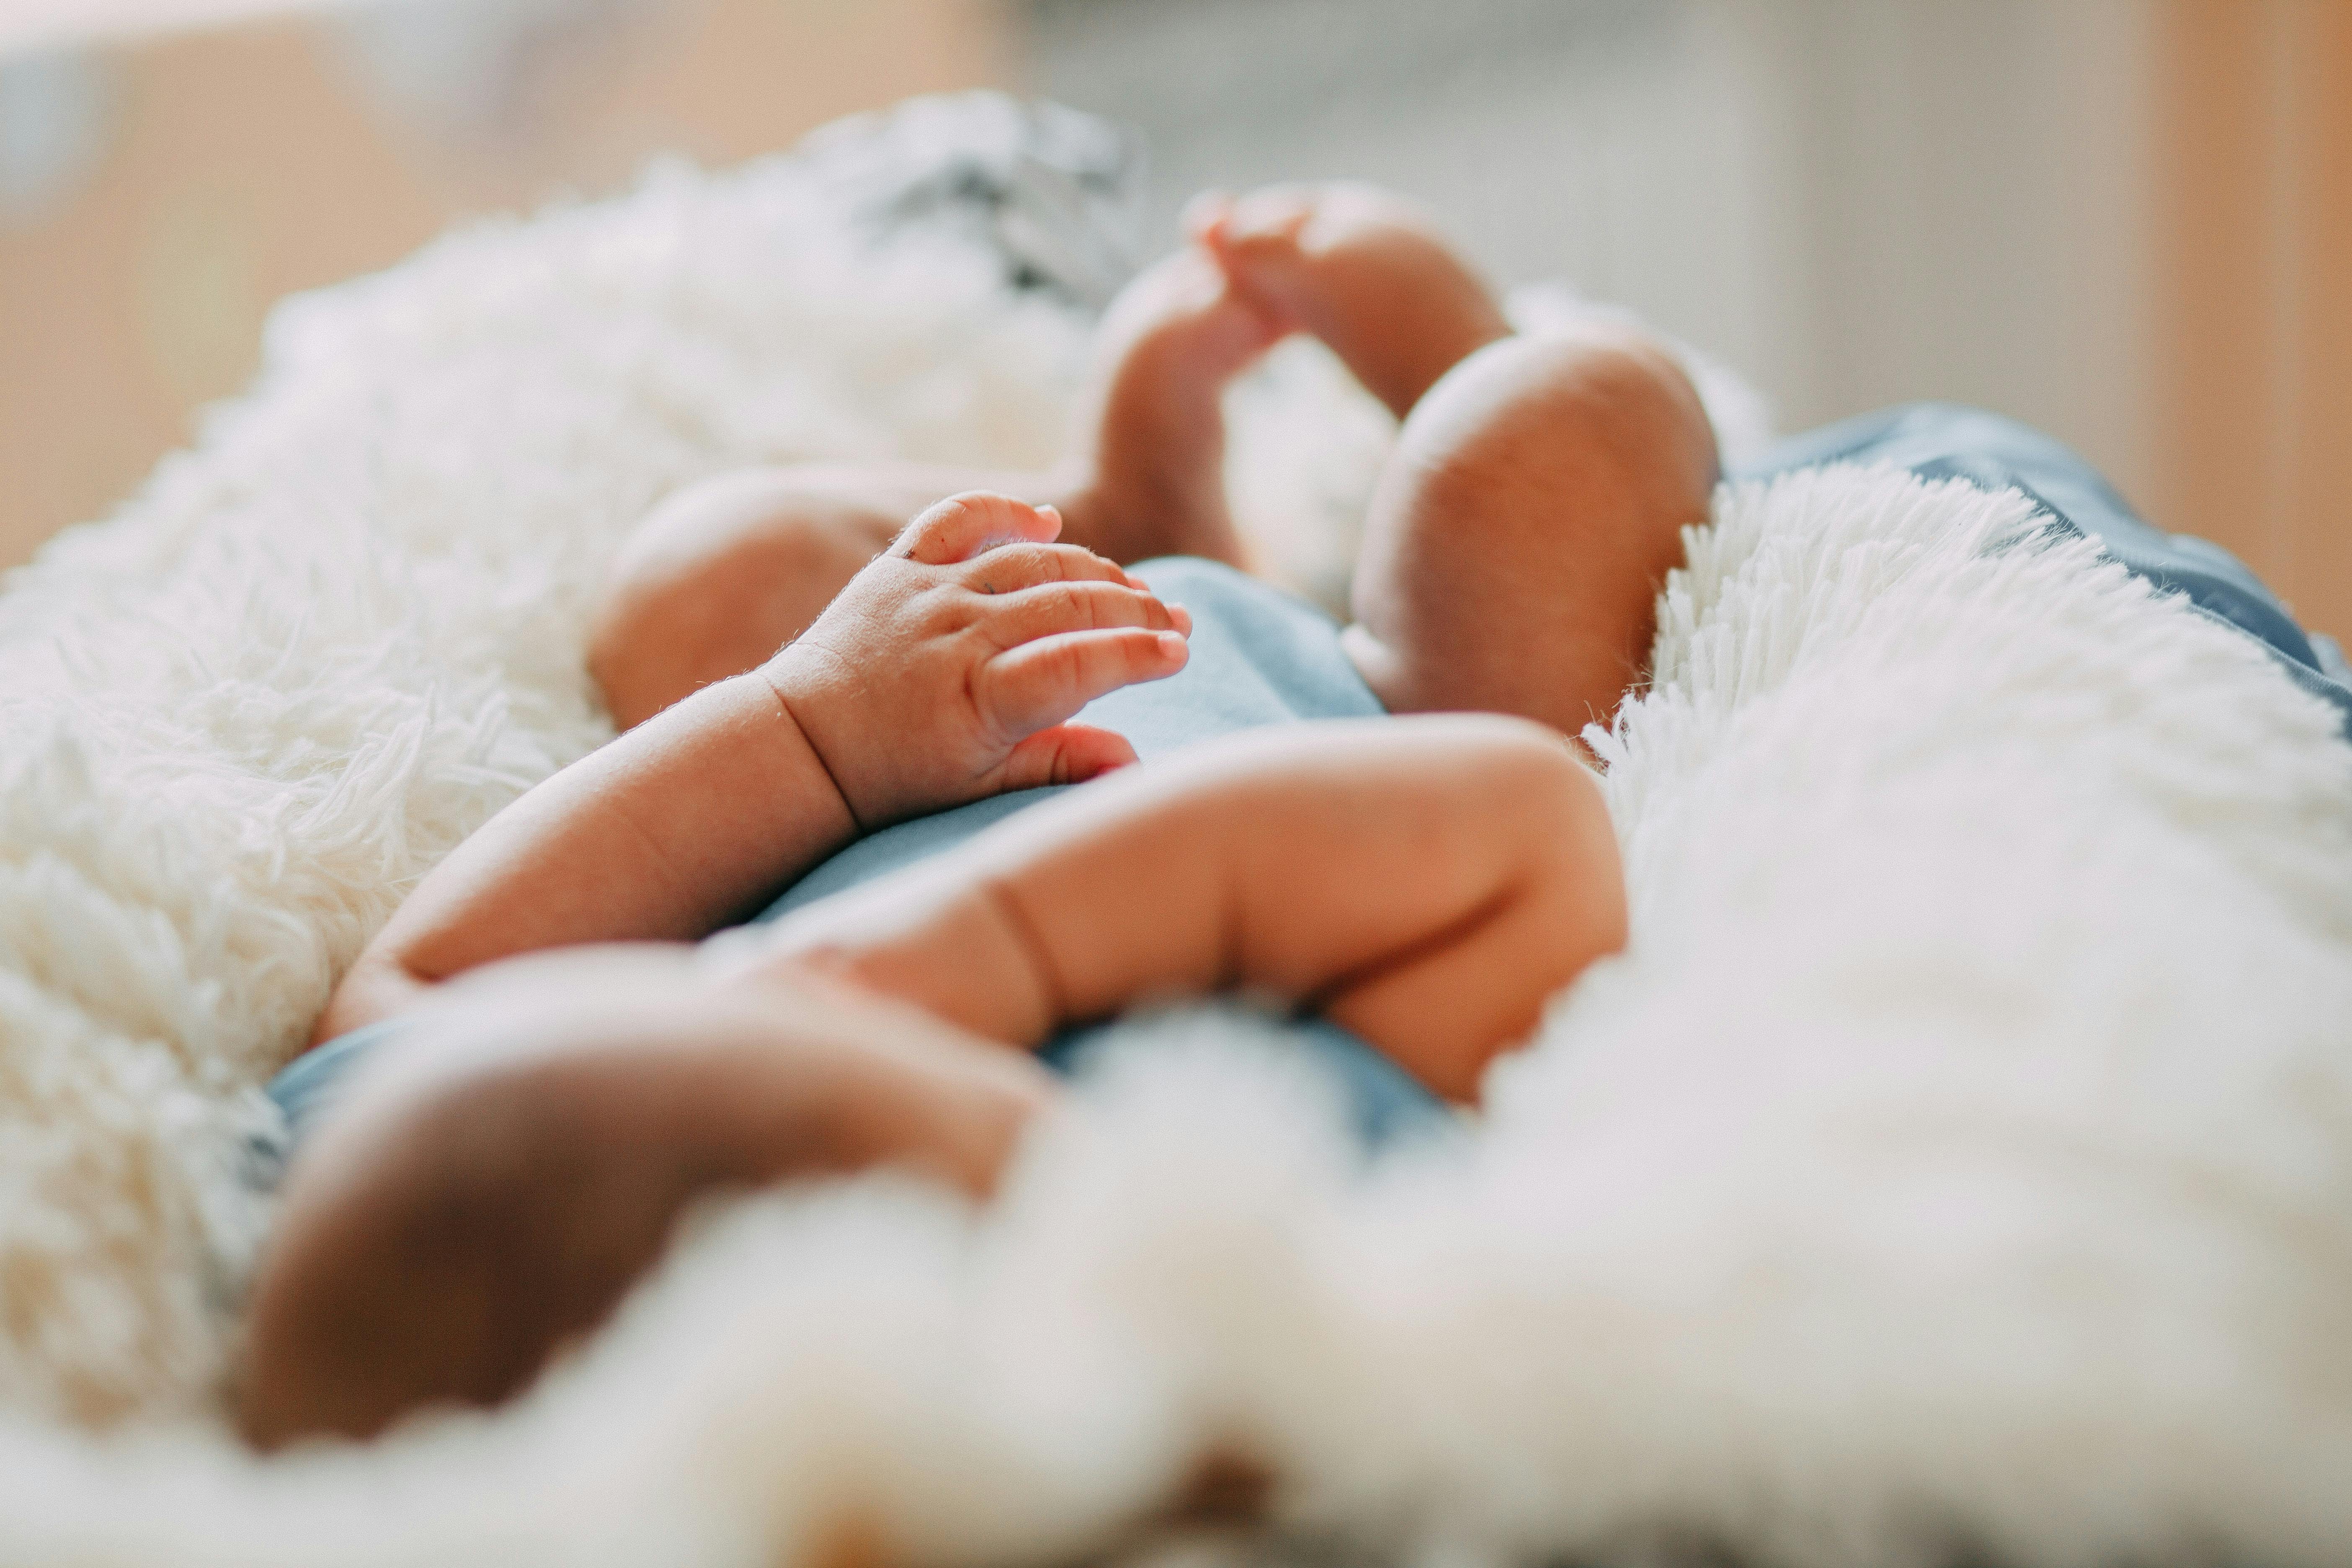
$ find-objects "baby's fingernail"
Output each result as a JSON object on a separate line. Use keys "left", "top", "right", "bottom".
{"left": 1166, "top": 602, "right": 1193, "bottom": 634}
{"left": 1157, "top": 632, "right": 1187, "bottom": 659}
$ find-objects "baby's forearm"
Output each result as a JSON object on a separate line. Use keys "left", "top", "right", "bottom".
{"left": 318, "top": 673, "right": 854, "bottom": 1043}
{"left": 752, "top": 716, "right": 1627, "bottom": 1102}
{"left": 324, "top": 487, "right": 1195, "bottom": 1047}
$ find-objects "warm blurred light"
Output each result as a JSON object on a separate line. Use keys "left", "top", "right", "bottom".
{"left": 0, "top": 0, "right": 350, "bottom": 57}
{"left": 0, "top": 0, "right": 1008, "bottom": 567}
{"left": 2, "top": 0, "right": 2345, "bottom": 638}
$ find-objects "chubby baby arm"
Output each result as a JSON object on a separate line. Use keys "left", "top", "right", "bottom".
{"left": 319, "top": 493, "right": 1188, "bottom": 1042}
{"left": 735, "top": 714, "right": 1627, "bottom": 1103}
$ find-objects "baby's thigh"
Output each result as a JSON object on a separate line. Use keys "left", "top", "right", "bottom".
{"left": 589, "top": 467, "right": 907, "bottom": 728}
{"left": 1346, "top": 329, "right": 1718, "bottom": 733}
{"left": 982, "top": 716, "right": 1624, "bottom": 1099}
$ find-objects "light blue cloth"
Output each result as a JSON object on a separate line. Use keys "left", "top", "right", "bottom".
{"left": 1738, "top": 403, "right": 2352, "bottom": 738}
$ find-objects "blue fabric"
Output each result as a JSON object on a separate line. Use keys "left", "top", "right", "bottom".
{"left": 267, "top": 1018, "right": 402, "bottom": 1155}
{"left": 266, "top": 557, "right": 1442, "bottom": 1166}
{"left": 1736, "top": 402, "right": 2352, "bottom": 738}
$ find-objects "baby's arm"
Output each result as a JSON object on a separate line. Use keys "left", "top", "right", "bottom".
{"left": 736, "top": 714, "right": 1625, "bottom": 1103}
{"left": 320, "top": 495, "right": 1189, "bottom": 1042}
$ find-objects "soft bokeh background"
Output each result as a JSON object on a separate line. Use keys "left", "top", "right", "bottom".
{"left": 2, "top": 0, "right": 2344, "bottom": 633}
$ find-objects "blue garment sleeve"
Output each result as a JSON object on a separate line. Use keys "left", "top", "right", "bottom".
{"left": 1737, "top": 403, "right": 2352, "bottom": 738}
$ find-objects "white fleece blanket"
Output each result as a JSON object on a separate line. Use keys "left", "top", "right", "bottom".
{"left": 4, "top": 93, "right": 2352, "bottom": 1568}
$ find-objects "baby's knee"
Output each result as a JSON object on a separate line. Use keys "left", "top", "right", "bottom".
{"left": 603, "top": 467, "right": 860, "bottom": 588}
{"left": 588, "top": 467, "right": 885, "bottom": 726}
{"left": 1456, "top": 719, "right": 1627, "bottom": 925}
{"left": 1400, "top": 328, "right": 1720, "bottom": 513}
{"left": 1452, "top": 716, "right": 1604, "bottom": 818}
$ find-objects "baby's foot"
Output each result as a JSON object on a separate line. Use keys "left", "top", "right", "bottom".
{"left": 1058, "top": 245, "right": 1287, "bottom": 569}
{"left": 1191, "top": 183, "right": 1511, "bottom": 421}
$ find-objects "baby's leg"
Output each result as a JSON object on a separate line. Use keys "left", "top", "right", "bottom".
{"left": 1204, "top": 185, "right": 1718, "bottom": 735}
{"left": 242, "top": 722, "right": 1618, "bottom": 1445}
{"left": 1344, "top": 328, "right": 1719, "bottom": 735}
{"left": 240, "top": 946, "right": 1052, "bottom": 1447}
{"left": 592, "top": 249, "right": 1283, "bottom": 730}
{"left": 739, "top": 715, "right": 1626, "bottom": 1104}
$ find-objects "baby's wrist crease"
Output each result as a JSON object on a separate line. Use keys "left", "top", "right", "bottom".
{"left": 757, "top": 668, "right": 864, "bottom": 837}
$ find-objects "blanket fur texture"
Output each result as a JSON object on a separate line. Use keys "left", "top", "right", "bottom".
{"left": 3, "top": 93, "right": 2349, "bottom": 1568}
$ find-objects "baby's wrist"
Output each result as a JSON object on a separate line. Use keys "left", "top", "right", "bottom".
{"left": 747, "top": 656, "right": 863, "bottom": 836}
{"left": 759, "top": 640, "right": 984, "bottom": 833}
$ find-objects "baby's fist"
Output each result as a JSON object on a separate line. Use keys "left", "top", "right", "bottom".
{"left": 763, "top": 493, "right": 1190, "bottom": 829}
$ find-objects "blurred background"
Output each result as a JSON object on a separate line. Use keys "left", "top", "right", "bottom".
{"left": 2, "top": 0, "right": 2344, "bottom": 634}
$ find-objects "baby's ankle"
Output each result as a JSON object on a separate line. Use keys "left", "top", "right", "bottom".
{"left": 1060, "top": 248, "right": 1278, "bottom": 568}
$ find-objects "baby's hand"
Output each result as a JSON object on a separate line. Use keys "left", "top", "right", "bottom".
{"left": 763, "top": 493, "right": 1191, "bottom": 829}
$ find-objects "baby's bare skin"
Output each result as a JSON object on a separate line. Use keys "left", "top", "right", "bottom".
{"left": 743, "top": 716, "right": 1623, "bottom": 1102}
{"left": 242, "top": 183, "right": 1717, "bottom": 1450}
{"left": 318, "top": 493, "right": 1191, "bottom": 1043}
{"left": 588, "top": 240, "right": 1282, "bottom": 730}
{"left": 242, "top": 716, "right": 1620, "bottom": 1447}
{"left": 242, "top": 949, "right": 1055, "bottom": 1447}
{"left": 1190, "top": 182, "right": 1513, "bottom": 421}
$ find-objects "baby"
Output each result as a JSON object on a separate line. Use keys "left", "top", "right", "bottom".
{"left": 238, "top": 185, "right": 1720, "bottom": 1447}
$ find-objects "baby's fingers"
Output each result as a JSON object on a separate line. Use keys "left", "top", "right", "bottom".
{"left": 958, "top": 541, "right": 1136, "bottom": 596}
{"left": 897, "top": 492, "right": 1061, "bottom": 565}
{"left": 993, "top": 725, "right": 1139, "bottom": 791}
{"left": 985, "top": 580, "right": 1191, "bottom": 648}
{"left": 977, "top": 628, "right": 1189, "bottom": 740}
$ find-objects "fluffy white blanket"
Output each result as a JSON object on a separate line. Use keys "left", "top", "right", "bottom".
{"left": 4, "top": 94, "right": 2351, "bottom": 1568}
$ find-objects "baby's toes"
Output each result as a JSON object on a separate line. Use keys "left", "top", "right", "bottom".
{"left": 1181, "top": 188, "right": 1236, "bottom": 245}
{"left": 1199, "top": 188, "right": 1340, "bottom": 318}
{"left": 1220, "top": 184, "right": 1321, "bottom": 247}
{"left": 1097, "top": 247, "right": 1287, "bottom": 377}
{"left": 1106, "top": 247, "right": 1240, "bottom": 332}
{"left": 1228, "top": 183, "right": 1454, "bottom": 275}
